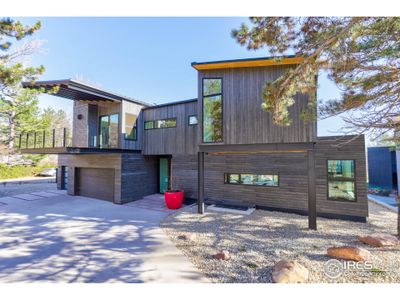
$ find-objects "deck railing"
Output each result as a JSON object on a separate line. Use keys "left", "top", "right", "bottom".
{"left": 18, "top": 128, "right": 72, "bottom": 149}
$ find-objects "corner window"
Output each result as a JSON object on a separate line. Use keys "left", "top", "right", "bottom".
{"left": 124, "top": 113, "right": 137, "bottom": 140}
{"left": 327, "top": 160, "right": 356, "bottom": 201}
{"left": 224, "top": 173, "right": 279, "bottom": 187}
{"left": 188, "top": 115, "right": 198, "bottom": 125}
{"left": 203, "top": 78, "right": 222, "bottom": 143}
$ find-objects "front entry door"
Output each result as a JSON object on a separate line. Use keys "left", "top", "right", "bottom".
{"left": 159, "top": 158, "right": 169, "bottom": 193}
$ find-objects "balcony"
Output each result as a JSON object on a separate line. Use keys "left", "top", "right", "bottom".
{"left": 18, "top": 128, "right": 139, "bottom": 154}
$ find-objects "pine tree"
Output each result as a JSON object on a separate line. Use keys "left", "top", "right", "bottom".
{"left": 0, "top": 18, "right": 45, "bottom": 153}
{"left": 232, "top": 17, "right": 400, "bottom": 142}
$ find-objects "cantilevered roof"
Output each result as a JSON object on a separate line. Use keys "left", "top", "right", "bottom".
{"left": 22, "top": 79, "right": 151, "bottom": 106}
{"left": 191, "top": 55, "right": 303, "bottom": 71}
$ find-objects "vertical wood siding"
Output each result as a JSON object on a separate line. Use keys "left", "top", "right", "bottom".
{"left": 143, "top": 101, "right": 198, "bottom": 155}
{"left": 197, "top": 65, "right": 317, "bottom": 145}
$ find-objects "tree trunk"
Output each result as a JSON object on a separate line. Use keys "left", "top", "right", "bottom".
{"left": 8, "top": 110, "right": 16, "bottom": 154}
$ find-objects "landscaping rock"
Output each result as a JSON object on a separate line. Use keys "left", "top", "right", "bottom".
{"left": 358, "top": 233, "right": 400, "bottom": 247}
{"left": 212, "top": 250, "right": 230, "bottom": 260}
{"left": 178, "top": 233, "right": 196, "bottom": 241}
{"left": 272, "top": 259, "right": 309, "bottom": 283}
{"left": 327, "top": 246, "right": 371, "bottom": 261}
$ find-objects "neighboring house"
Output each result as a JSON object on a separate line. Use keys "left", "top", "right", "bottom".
{"left": 20, "top": 56, "right": 368, "bottom": 223}
{"left": 367, "top": 146, "right": 398, "bottom": 191}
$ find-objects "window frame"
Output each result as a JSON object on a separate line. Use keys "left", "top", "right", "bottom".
{"left": 202, "top": 77, "right": 223, "bottom": 143}
{"left": 124, "top": 113, "right": 138, "bottom": 141}
{"left": 188, "top": 115, "right": 198, "bottom": 126}
{"left": 326, "top": 159, "right": 357, "bottom": 202}
{"left": 144, "top": 118, "right": 177, "bottom": 130}
{"left": 224, "top": 173, "right": 279, "bottom": 187}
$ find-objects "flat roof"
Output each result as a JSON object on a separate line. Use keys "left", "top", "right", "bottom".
{"left": 143, "top": 98, "right": 197, "bottom": 110}
{"left": 23, "top": 79, "right": 151, "bottom": 107}
{"left": 191, "top": 55, "right": 303, "bottom": 71}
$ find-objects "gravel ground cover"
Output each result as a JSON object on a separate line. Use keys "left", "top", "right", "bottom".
{"left": 161, "top": 201, "right": 400, "bottom": 283}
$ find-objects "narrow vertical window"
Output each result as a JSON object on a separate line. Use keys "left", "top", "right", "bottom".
{"left": 202, "top": 78, "right": 222, "bottom": 143}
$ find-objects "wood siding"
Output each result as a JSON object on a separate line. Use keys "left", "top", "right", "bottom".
{"left": 197, "top": 65, "right": 317, "bottom": 145}
{"left": 315, "top": 135, "right": 368, "bottom": 218}
{"left": 58, "top": 154, "right": 122, "bottom": 203}
{"left": 143, "top": 101, "right": 198, "bottom": 155}
{"left": 171, "top": 135, "right": 367, "bottom": 219}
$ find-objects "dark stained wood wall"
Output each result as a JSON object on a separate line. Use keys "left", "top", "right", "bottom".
{"left": 315, "top": 135, "right": 368, "bottom": 218}
{"left": 171, "top": 135, "right": 368, "bottom": 219}
{"left": 143, "top": 101, "right": 198, "bottom": 155}
{"left": 197, "top": 65, "right": 317, "bottom": 145}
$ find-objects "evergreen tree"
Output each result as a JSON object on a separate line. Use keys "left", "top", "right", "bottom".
{"left": 232, "top": 17, "right": 400, "bottom": 142}
{"left": 0, "top": 18, "right": 45, "bottom": 153}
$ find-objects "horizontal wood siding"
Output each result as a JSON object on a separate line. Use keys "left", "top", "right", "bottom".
{"left": 197, "top": 65, "right": 317, "bottom": 145}
{"left": 143, "top": 101, "right": 198, "bottom": 155}
{"left": 58, "top": 154, "right": 122, "bottom": 203}
{"left": 171, "top": 135, "right": 367, "bottom": 218}
{"left": 120, "top": 154, "right": 158, "bottom": 203}
{"left": 315, "top": 135, "right": 368, "bottom": 218}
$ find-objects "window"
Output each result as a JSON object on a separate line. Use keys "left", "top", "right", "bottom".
{"left": 144, "top": 118, "right": 177, "bottom": 130}
{"left": 327, "top": 160, "right": 356, "bottom": 201}
{"left": 188, "top": 115, "right": 198, "bottom": 125}
{"left": 224, "top": 173, "right": 279, "bottom": 187}
{"left": 124, "top": 113, "right": 137, "bottom": 140}
{"left": 203, "top": 78, "right": 222, "bottom": 143}
{"left": 144, "top": 121, "right": 154, "bottom": 130}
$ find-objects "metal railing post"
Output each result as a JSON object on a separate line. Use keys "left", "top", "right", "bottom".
{"left": 34, "top": 132, "right": 37, "bottom": 149}
{"left": 26, "top": 132, "right": 29, "bottom": 149}
{"left": 18, "top": 133, "right": 22, "bottom": 148}
{"left": 43, "top": 130, "right": 46, "bottom": 148}
{"left": 63, "top": 128, "right": 67, "bottom": 147}
{"left": 52, "top": 129, "right": 56, "bottom": 148}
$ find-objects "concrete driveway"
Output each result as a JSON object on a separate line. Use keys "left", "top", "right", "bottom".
{"left": 0, "top": 192, "right": 207, "bottom": 283}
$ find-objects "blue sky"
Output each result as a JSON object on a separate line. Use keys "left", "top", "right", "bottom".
{"left": 18, "top": 17, "right": 345, "bottom": 137}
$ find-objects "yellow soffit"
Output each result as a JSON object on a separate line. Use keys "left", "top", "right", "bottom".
{"left": 192, "top": 57, "right": 304, "bottom": 71}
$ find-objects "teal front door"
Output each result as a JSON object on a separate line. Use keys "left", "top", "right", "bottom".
{"left": 159, "top": 158, "right": 169, "bottom": 193}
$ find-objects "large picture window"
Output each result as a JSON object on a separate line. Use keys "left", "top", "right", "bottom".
{"left": 203, "top": 78, "right": 222, "bottom": 143}
{"left": 327, "top": 160, "right": 356, "bottom": 201}
{"left": 224, "top": 173, "right": 279, "bottom": 187}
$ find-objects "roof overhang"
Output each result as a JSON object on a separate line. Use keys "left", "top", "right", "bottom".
{"left": 22, "top": 79, "right": 150, "bottom": 106}
{"left": 191, "top": 56, "right": 304, "bottom": 71}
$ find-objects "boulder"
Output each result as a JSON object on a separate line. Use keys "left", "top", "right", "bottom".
{"left": 212, "top": 250, "right": 230, "bottom": 260}
{"left": 272, "top": 260, "right": 309, "bottom": 283}
{"left": 178, "top": 233, "right": 196, "bottom": 241}
{"left": 327, "top": 246, "right": 371, "bottom": 261}
{"left": 358, "top": 233, "right": 400, "bottom": 247}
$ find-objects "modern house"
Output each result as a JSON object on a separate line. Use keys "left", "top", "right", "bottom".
{"left": 20, "top": 56, "right": 368, "bottom": 226}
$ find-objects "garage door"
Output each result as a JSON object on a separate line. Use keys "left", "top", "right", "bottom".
{"left": 76, "top": 168, "right": 115, "bottom": 202}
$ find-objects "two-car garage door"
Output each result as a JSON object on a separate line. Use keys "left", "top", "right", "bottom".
{"left": 76, "top": 168, "right": 115, "bottom": 202}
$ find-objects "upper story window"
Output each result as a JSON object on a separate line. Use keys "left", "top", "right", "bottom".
{"left": 188, "top": 115, "right": 198, "bottom": 125}
{"left": 145, "top": 118, "right": 177, "bottom": 130}
{"left": 124, "top": 113, "right": 137, "bottom": 140}
{"left": 327, "top": 160, "right": 356, "bottom": 202}
{"left": 202, "top": 78, "right": 222, "bottom": 143}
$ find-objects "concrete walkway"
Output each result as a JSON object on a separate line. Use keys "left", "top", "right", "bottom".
{"left": 0, "top": 192, "right": 207, "bottom": 283}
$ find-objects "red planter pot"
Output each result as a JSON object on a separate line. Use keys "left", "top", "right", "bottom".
{"left": 164, "top": 190, "right": 184, "bottom": 209}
